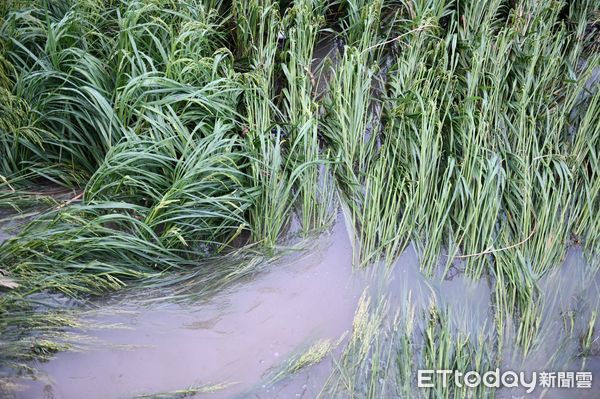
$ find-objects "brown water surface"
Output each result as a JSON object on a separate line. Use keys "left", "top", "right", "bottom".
{"left": 14, "top": 219, "right": 363, "bottom": 399}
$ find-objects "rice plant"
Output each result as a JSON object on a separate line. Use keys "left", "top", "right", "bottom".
{"left": 0, "top": 0, "right": 599, "bottom": 397}
{"left": 281, "top": 0, "right": 336, "bottom": 233}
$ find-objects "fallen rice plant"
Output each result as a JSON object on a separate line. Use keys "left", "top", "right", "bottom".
{"left": 0, "top": 0, "right": 599, "bottom": 397}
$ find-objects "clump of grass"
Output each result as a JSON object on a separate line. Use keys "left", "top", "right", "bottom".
{"left": 322, "top": 44, "right": 379, "bottom": 265}
{"left": 580, "top": 310, "right": 597, "bottom": 357}
{"left": 266, "top": 336, "right": 343, "bottom": 386}
{"left": 319, "top": 287, "right": 497, "bottom": 399}
{"left": 86, "top": 120, "right": 255, "bottom": 250}
{"left": 133, "top": 382, "right": 237, "bottom": 399}
{"left": 281, "top": 0, "right": 336, "bottom": 233}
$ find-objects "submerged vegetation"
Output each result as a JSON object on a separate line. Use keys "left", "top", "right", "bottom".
{"left": 0, "top": 0, "right": 599, "bottom": 397}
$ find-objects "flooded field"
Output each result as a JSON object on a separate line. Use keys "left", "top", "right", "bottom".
{"left": 11, "top": 218, "right": 362, "bottom": 399}
{"left": 2, "top": 214, "right": 597, "bottom": 399}
{"left": 1, "top": 3, "right": 599, "bottom": 396}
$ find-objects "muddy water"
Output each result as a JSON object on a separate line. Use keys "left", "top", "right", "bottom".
{"left": 14, "top": 219, "right": 363, "bottom": 399}
{"left": 5, "top": 213, "right": 600, "bottom": 399}
{"left": 499, "top": 248, "right": 600, "bottom": 399}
